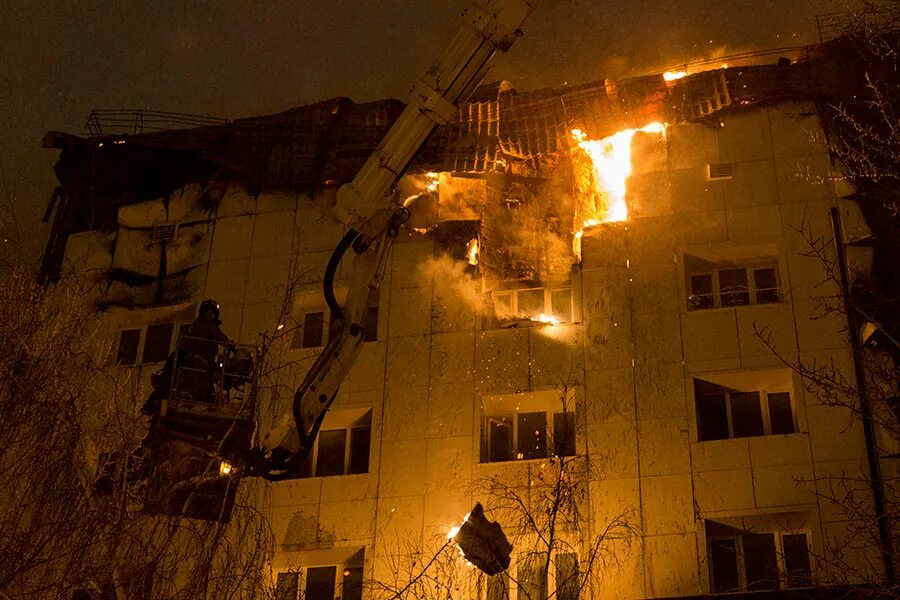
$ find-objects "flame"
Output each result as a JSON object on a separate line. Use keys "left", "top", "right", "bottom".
{"left": 425, "top": 172, "right": 440, "bottom": 192}
{"left": 570, "top": 123, "right": 666, "bottom": 256}
{"left": 532, "top": 313, "right": 560, "bottom": 326}
{"left": 219, "top": 460, "right": 233, "bottom": 476}
{"left": 663, "top": 71, "right": 687, "bottom": 82}
{"left": 466, "top": 238, "right": 479, "bottom": 266}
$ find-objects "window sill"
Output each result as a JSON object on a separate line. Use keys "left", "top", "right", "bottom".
{"left": 477, "top": 455, "right": 579, "bottom": 467}
{"left": 697, "top": 431, "right": 806, "bottom": 444}
{"left": 686, "top": 301, "right": 786, "bottom": 315}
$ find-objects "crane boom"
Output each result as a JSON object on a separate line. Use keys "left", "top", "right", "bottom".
{"left": 255, "top": 0, "right": 535, "bottom": 480}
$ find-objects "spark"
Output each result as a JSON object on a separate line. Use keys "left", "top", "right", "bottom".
{"left": 219, "top": 461, "right": 233, "bottom": 476}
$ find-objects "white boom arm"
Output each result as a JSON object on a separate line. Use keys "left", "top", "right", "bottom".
{"left": 255, "top": 0, "right": 535, "bottom": 479}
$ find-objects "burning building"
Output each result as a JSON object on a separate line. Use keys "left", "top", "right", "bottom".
{"left": 36, "top": 35, "right": 899, "bottom": 599}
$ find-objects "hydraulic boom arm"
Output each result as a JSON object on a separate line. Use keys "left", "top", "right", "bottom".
{"left": 254, "top": 0, "right": 535, "bottom": 480}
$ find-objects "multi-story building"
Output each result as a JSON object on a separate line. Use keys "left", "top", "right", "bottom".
{"left": 40, "top": 43, "right": 891, "bottom": 599}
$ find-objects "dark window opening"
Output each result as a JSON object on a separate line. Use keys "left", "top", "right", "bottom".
{"left": 142, "top": 323, "right": 174, "bottom": 364}
{"left": 517, "top": 412, "right": 547, "bottom": 460}
{"left": 305, "top": 566, "right": 336, "bottom": 600}
{"left": 342, "top": 566, "right": 364, "bottom": 600}
{"left": 487, "top": 416, "right": 513, "bottom": 463}
{"left": 303, "top": 312, "right": 326, "bottom": 348}
{"left": 316, "top": 430, "right": 348, "bottom": 477}
{"left": 708, "top": 525, "right": 811, "bottom": 594}
{"left": 690, "top": 274, "right": 715, "bottom": 310}
{"left": 710, "top": 538, "right": 739, "bottom": 593}
{"left": 695, "top": 382, "right": 729, "bottom": 441}
{"left": 363, "top": 305, "right": 379, "bottom": 342}
{"left": 116, "top": 329, "right": 141, "bottom": 365}
{"left": 743, "top": 533, "right": 779, "bottom": 591}
{"left": 695, "top": 378, "right": 795, "bottom": 441}
{"left": 553, "top": 412, "right": 576, "bottom": 457}
{"left": 730, "top": 392, "right": 764, "bottom": 438}
{"left": 349, "top": 426, "right": 371, "bottom": 474}
{"left": 768, "top": 392, "right": 796, "bottom": 434}
{"left": 783, "top": 534, "right": 813, "bottom": 588}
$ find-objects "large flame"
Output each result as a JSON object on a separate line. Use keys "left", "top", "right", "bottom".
{"left": 571, "top": 123, "right": 666, "bottom": 257}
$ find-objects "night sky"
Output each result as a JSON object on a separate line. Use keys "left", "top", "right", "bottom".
{"left": 1, "top": 0, "right": 847, "bottom": 263}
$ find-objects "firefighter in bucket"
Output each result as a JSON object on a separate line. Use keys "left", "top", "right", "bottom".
{"left": 144, "top": 300, "right": 246, "bottom": 414}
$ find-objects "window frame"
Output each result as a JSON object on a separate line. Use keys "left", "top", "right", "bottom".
{"left": 688, "top": 264, "right": 781, "bottom": 311}
{"left": 708, "top": 529, "right": 813, "bottom": 593}
{"left": 291, "top": 309, "right": 329, "bottom": 350}
{"left": 299, "top": 411, "right": 372, "bottom": 478}
{"left": 488, "top": 284, "right": 574, "bottom": 326}
{"left": 481, "top": 392, "right": 577, "bottom": 464}
{"left": 114, "top": 321, "right": 190, "bottom": 366}
{"left": 487, "top": 550, "right": 580, "bottom": 600}
{"left": 695, "top": 382, "right": 798, "bottom": 441}
{"left": 275, "top": 562, "right": 364, "bottom": 600}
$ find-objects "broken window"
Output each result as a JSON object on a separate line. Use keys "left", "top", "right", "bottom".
{"left": 486, "top": 572, "right": 510, "bottom": 600}
{"left": 485, "top": 282, "right": 573, "bottom": 326}
{"left": 694, "top": 371, "right": 796, "bottom": 441}
{"left": 298, "top": 410, "right": 372, "bottom": 478}
{"left": 706, "top": 519, "right": 812, "bottom": 593}
{"left": 686, "top": 254, "right": 780, "bottom": 311}
{"left": 275, "top": 551, "right": 364, "bottom": 600}
{"left": 518, "top": 554, "right": 548, "bottom": 600}
{"left": 480, "top": 390, "right": 576, "bottom": 463}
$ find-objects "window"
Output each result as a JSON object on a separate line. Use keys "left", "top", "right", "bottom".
{"left": 296, "top": 410, "right": 372, "bottom": 478}
{"left": 115, "top": 321, "right": 188, "bottom": 366}
{"left": 686, "top": 256, "right": 780, "bottom": 311}
{"left": 488, "top": 552, "right": 579, "bottom": 600}
{"left": 694, "top": 372, "right": 797, "bottom": 441}
{"left": 486, "top": 283, "right": 573, "bottom": 327}
{"left": 706, "top": 520, "right": 812, "bottom": 593}
{"left": 480, "top": 390, "right": 576, "bottom": 463}
{"left": 293, "top": 305, "right": 376, "bottom": 347}
{"left": 363, "top": 304, "right": 379, "bottom": 342}
{"left": 292, "top": 311, "right": 326, "bottom": 349}
{"left": 275, "top": 553, "right": 364, "bottom": 600}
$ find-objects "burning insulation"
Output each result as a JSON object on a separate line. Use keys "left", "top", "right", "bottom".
{"left": 570, "top": 123, "right": 667, "bottom": 257}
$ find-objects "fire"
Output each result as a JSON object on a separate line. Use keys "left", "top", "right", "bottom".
{"left": 570, "top": 123, "right": 666, "bottom": 256}
{"left": 466, "top": 238, "right": 479, "bottom": 266}
{"left": 663, "top": 70, "right": 687, "bottom": 82}
{"left": 532, "top": 313, "right": 560, "bottom": 326}
{"left": 425, "top": 172, "right": 440, "bottom": 192}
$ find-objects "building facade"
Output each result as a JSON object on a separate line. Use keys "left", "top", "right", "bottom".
{"left": 44, "top": 58, "right": 886, "bottom": 599}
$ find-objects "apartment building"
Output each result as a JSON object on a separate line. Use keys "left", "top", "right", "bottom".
{"left": 42, "top": 53, "right": 886, "bottom": 599}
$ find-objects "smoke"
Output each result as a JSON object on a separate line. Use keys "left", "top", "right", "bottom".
{"left": 419, "top": 253, "right": 486, "bottom": 315}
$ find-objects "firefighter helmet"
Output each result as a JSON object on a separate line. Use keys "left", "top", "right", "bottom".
{"left": 199, "top": 299, "right": 222, "bottom": 325}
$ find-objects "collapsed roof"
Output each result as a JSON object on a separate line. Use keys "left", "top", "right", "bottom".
{"left": 38, "top": 37, "right": 852, "bottom": 283}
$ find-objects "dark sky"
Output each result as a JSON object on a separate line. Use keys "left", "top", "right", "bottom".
{"left": 0, "top": 0, "right": 846, "bottom": 264}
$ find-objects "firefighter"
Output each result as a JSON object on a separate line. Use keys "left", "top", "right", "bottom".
{"left": 176, "top": 299, "right": 233, "bottom": 403}
{"left": 143, "top": 300, "right": 233, "bottom": 414}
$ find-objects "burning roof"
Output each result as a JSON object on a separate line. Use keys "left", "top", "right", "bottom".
{"left": 40, "top": 43, "right": 833, "bottom": 282}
